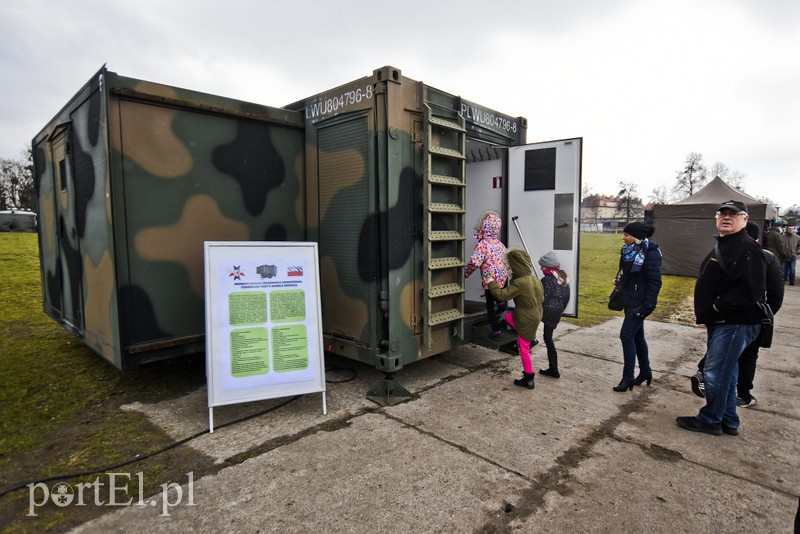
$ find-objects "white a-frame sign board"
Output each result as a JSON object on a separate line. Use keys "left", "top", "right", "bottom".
{"left": 204, "top": 241, "right": 326, "bottom": 433}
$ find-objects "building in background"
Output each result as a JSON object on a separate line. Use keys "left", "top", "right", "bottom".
{"left": 580, "top": 194, "right": 644, "bottom": 232}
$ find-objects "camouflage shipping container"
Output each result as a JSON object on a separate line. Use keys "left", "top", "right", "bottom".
{"left": 33, "top": 66, "right": 306, "bottom": 369}
{"left": 284, "top": 66, "right": 581, "bottom": 401}
{"left": 34, "top": 65, "right": 582, "bottom": 400}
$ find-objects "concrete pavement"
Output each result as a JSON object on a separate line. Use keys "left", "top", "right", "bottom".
{"left": 72, "top": 286, "right": 800, "bottom": 533}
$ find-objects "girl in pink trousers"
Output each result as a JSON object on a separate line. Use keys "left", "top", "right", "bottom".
{"left": 487, "top": 249, "right": 544, "bottom": 389}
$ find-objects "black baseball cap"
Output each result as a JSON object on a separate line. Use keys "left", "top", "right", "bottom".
{"left": 717, "top": 200, "right": 748, "bottom": 214}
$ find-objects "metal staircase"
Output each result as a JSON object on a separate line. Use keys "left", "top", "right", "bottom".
{"left": 422, "top": 104, "right": 467, "bottom": 348}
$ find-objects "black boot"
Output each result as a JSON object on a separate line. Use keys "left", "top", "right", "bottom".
{"left": 633, "top": 371, "right": 652, "bottom": 386}
{"left": 540, "top": 351, "right": 560, "bottom": 378}
{"left": 514, "top": 372, "right": 535, "bottom": 389}
{"left": 613, "top": 377, "right": 635, "bottom": 392}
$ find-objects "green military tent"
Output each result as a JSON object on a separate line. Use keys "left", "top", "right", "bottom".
{"left": 652, "top": 177, "right": 778, "bottom": 277}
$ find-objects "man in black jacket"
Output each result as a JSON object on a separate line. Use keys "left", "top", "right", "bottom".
{"left": 677, "top": 200, "right": 766, "bottom": 436}
{"left": 690, "top": 221, "right": 784, "bottom": 407}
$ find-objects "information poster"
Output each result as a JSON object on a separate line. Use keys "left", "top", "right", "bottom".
{"left": 204, "top": 242, "right": 325, "bottom": 413}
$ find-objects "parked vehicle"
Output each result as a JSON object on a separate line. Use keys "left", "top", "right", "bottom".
{"left": 0, "top": 209, "right": 37, "bottom": 232}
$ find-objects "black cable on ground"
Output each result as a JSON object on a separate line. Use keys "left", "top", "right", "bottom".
{"left": 324, "top": 365, "right": 358, "bottom": 383}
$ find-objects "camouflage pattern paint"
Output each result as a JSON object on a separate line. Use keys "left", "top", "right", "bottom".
{"left": 34, "top": 65, "right": 526, "bottom": 374}
{"left": 286, "top": 66, "right": 525, "bottom": 372}
{"left": 34, "top": 67, "right": 305, "bottom": 368}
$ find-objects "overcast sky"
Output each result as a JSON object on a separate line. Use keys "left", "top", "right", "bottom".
{"left": 2, "top": 0, "right": 798, "bottom": 210}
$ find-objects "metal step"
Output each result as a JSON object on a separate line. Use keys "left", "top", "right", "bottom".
{"left": 429, "top": 174, "right": 465, "bottom": 186}
{"left": 428, "top": 308, "right": 464, "bottom": 326}
{"left": 428, "top": 283, "right": 464, "bottom": 298}
{"left": 429, "top": 202, "right": 465, "bottom": 214}
{"left": 429, "top": 230, "right": 464, "bottom": 242}
{"left": 428, "top": 257, "right": 464, "bottom": 270}
{"left": 428, "top": 116, "right": 466, "bottom": 132}
{"left": 429, "top": 146, "right": 465, "bottom": 160}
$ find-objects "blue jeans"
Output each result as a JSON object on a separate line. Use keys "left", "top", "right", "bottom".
{"left": 784, "top": 258, "right": 796, "bottom": 284}
{"left": 698, "top": 323, "right": 761, "bottom": 428}
{"left": 619, "top": 309, "right": 649, "bottom": 380}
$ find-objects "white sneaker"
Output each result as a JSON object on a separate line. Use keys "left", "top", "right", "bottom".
{"left": 690, "top": 372, "right": 705, "bottom": 398}
{"left": 736, "top": 395, "right": 757, "bottom": 408}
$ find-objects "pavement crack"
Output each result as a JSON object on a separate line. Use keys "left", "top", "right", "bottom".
{"left": 475, "top": 388, "right": 657, "bottom": 532}
{"left": 672, "top": 457, "right": 799, "bottom": 500}
{"left": 380, "top": 412, "right": 533, "bottom": 483}
{"left": 222, "top": 406, "right": 377, "bottom": 465}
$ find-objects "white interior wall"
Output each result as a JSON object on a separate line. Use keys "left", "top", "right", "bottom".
{"left": 464, "top": 156, "right": 505, "bottom": 304}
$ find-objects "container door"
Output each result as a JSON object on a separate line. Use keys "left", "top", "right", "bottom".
{"left": 316, "top": 113, "right": 378, "bottom": 348}
{"left": 49, "top": 128, "right": 85, "bottom": 331}
{"left": 507, "top": 138, "right": 582, "bottom": 316}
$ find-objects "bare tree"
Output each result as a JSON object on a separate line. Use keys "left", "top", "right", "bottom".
{"left": 726, "top": 170, "right": 746, "bottom": 190}
{"left": 708, "top": 161, "right": 748, "bottom": 191}
{"left": 709, "top": 162, "right": 730, "bottom": 181}
{"left": 673, "top": 152, "right": 707, "bottom": 198}
{"left": 616, "top": 181, "right": 642, "bottom": 223}
{"left": 650, "top": 184, "right": 672, "bottom": 204}
{"left": 0, "top": 148, "right": 35, "bottom": 210}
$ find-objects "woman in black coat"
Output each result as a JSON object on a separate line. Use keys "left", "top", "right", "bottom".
{"left": 613, "top": 222, "right": 662, "bottom": 392}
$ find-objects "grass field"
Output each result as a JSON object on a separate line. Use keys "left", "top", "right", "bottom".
{"left": 0, "top": 231, "right": 697, "bottom": 532}
{"left": 0, "top": 233, "right": 214, "bottom": 533}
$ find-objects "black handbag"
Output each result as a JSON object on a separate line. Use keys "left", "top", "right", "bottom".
{"left": 756, "top": 301, "right": 774, "bottom": 348}
{"left": 608, "top": 270, "right": 625, "bottom": 311}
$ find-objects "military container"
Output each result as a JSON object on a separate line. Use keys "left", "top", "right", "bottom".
{"left": 284, "top": 66, "right": 581, "bottom": 402}
{"left": 34, "top": 65, "right": 581, "bottom": 400}
{"left": 33, "top": 66, "right": 305, "bottom": 368}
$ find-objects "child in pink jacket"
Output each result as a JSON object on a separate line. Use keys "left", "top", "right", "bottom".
{"left": 465, "top": 211, "right": 509, "bottom": 340}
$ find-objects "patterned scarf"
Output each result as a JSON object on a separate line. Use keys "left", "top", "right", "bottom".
{"left": 622, "top": 238, "right": 648, "bottom": 272}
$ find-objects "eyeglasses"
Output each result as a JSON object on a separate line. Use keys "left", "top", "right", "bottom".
{"left": 715, "top": 211, "right": 745, "bottom": 219}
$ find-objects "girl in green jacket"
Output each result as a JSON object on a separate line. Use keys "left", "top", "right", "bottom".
{"left": 487, "top": 249, "right": 545, "bottom": 389}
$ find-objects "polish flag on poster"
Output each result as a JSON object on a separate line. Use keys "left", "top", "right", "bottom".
{"left": 288, "top": 266, "right": 303, "bottom": 277}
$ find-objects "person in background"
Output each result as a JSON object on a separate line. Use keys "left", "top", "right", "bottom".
{"left": 613, "top": 221, "right": 662, "bottom": 392}
{"left": 766, "top": 220, "right": 785, "bottom": 259}
{"left": 782, "top": 224, "right": 799, "bottom": 285}
{"left": 486, "top": 249, "right": 544, "bottom": 390}
{"left": 690, "top": 221, "right": 784, "bottom": 407}
{"left": 537, "top": 252, "right": 571, "bottom": 378}
{"left": 465, "top": 211, "right": 509, "bottom": 340}
{"left": 677, "top": 200, "right": 765, "bottom": 436}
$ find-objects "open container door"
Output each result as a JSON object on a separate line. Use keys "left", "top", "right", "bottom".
{"left": 506, "top": 138, "right": 582, "bottom": 317}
